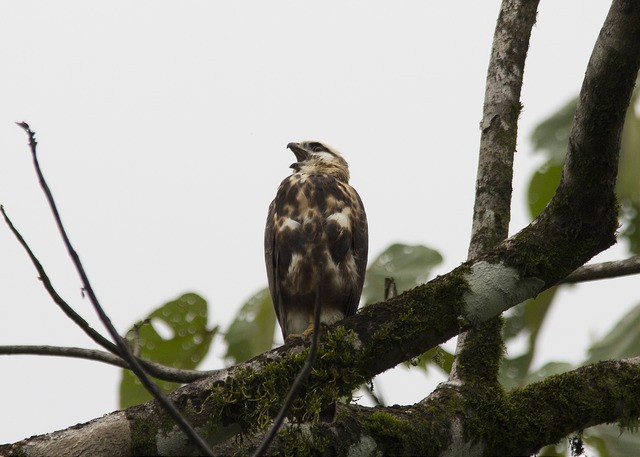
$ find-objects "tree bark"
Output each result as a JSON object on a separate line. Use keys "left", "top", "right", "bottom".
{"left": 451, "top": 0, "right": 540, "bottom": 386}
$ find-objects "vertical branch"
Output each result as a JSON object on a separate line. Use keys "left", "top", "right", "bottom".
{"left": 468, "top": 0, "right": 539, "bottom": 256}
{"left": 450, "top": 0, "right": 539, "bottom": 383}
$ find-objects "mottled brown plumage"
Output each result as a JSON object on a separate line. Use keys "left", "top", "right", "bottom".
{"left": 265, "top": 141, "right": 368, "bottom": 340}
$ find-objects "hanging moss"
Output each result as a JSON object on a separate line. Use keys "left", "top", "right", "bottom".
{"left": 194, "top": 326, "right": 368, "bottom": 440}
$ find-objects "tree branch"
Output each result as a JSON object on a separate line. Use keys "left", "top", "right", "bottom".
{"left": 496, "top": 0, "right": 640, "bottom": 287}
{"left": 0, "top": 345, "right": 217, "bottom": 383}
{"left": 2, "top": 205, "right": 217, "bottom": 384}
{"left": 0, "top": 345, "right": 130, "bottom": 368}
{"left": 561, "top": 255, "right": 640, "bottom": 284}
{"left": 1, "top": 205, "right": 117, "bottom": 355}
{"left": 212, "top": 357, "right": 640, "bottom": 455}
{"left": 7, "top": 356, "right": 640, "bottom": 456}
{"left": 110, "top": 1, "right": 639, "bottom": 451}
{"left": 15, "top": 123, "right": 213, "bottom": 456}
{"left": 468, "top": 0, "right": 539, "bottom": 257}
{"left": 451, "top": 0, "right": 540, "bottom": 384}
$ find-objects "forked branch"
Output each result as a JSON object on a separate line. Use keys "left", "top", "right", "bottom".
{"left": 14, "top": 123, "right": 213, "bottom": 456}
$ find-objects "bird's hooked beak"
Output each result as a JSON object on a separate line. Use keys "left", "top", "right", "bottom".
{"left": 287, "top": 142, "right": 310, "bottom": 162}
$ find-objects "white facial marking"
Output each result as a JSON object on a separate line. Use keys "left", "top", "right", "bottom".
{"left": 317, "top": 152, "right": 336, "bottom": 162}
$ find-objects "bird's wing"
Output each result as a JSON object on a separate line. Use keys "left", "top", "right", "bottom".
{"left": 264, "top": 199, "right": 287, "bottom": 339}
{"left": 346, "top": 188, "right": 368, "bottom": 317}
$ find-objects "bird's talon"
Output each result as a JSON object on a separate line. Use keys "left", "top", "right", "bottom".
{"left": 285, "top": 333, "right": 305, "bottom": 343}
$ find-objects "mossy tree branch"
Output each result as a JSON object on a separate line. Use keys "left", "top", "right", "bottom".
{"left": 468, "top": 0, "right": 538, "bottom": 255}
{"left": 202, "top": 356, "right": 640, "bottom": 456}
{"left": 9, "top": 354, "right": 640, "bottom": 456}
{"left": 451, "top": 0, "right": 540, "bottom": 385}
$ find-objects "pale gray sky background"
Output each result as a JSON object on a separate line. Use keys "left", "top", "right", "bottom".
{"left": 1, "top": 0, "right": 635, "bottom": 444}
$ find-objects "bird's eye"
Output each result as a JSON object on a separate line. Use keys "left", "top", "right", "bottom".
{"left": 307, "top": 142, "right": 325, "bottom": 153}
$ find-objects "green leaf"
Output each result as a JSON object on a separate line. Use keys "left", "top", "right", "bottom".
{"left": 224, "top": 288, "right": 276, "bottom": 364}
{"left": 527, "top": 161, "right": 563, "bottom": 219}
{"left": 405, "top": 346, "right": 454, "bottom": 374}
{"left": 585, "top": 302, "right": 640, "bottom": 364}
{"left": 362, "top": 243, "right": 443, "bottom": 305}
{"left": 119, "top": 293, "right": 215, "bottom": 409}
{"left": 617, "top": 90, "right": 640, "bottom": 203}
{"left": 530, "top": 97, "right": 577, "bottom": 162}
{"left": 503, "top": 360, "right": 573, "bottom": 394}
{"left": 536, "top": 443, "right": 565, "bottom": 457}
{"left": 585, "top": 423, "right": 640, "bottom": 457}
{"left": 620, "top": 202, "right": 640, "bottom": 255}
{"left": 523, "top": 361, "right": 573, "bottom": 384}
{"left": 617, "top": 90, "right": 640, "bottom": 255}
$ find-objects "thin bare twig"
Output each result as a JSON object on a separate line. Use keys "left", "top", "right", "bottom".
{"left": 252, "top": 277, "right": 323, "bottom": 456}
{"left": 15, "top": 122, "right": 213, "bottom": 456}
{"left": 0, "top": 344, "right": 219, "bottom": 383}
{"left": 0, "top": 345, "right": 130, "bottom": 368}
{"left": 1, "top": 205, "right": 117, "bottom": 354}
{"left": 2, "top": 205, "right": 216, "bottom": 383}
{"left": 384, "top": 277, "right": 398, "bottom": 300}
{"left": 561, "top": 255, "right": 640, "bottom": 284}
{"left": 363, "top": 382, "right": 386, "bottom": 407}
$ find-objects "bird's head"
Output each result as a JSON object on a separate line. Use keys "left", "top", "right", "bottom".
{"left": 287, "top": 141, "right": 350, "bottom": 183}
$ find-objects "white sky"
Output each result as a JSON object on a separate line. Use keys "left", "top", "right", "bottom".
{"left": 1, "top": 0, "right": 634, "bottom": 444}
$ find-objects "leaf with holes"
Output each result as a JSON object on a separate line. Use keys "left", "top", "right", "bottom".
{"left": 119, "top": 293, "right": 216, "bottom": 408}
{"left": 585, "top": 301, "right": 640, "bottom": 364}
{"left": 617, "top": 88, "right": 640, "bottom": 255}
{"left": 530, "top": 97, "right": 577, "bottom": 163}
{"left": 362, "top": 243, "right": 443, "bottom": 305}
{"left": 406, "top": 346, "right": 454, "bottom": 374}
{"left": 224, "top": 288, "right": 276, "bottom": 364}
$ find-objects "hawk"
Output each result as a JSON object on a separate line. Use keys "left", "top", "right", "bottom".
{"left": 265, "top": 141, "right": 368, "bottom": 340}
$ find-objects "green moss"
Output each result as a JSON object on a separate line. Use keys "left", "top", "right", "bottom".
{"left": 276, "top": 425, "right": 330, "bottom": 456}
{"left": 455, "top": 317, "right": 505, "bottom": 384}
{"left": 463, "top": 360, "right": 640, "bottom": 455}
{"left": 163, "top": 264, "right": 477, "bottom": 450}
{"left": 358, "top": 389, "right": 463, "bottom": 455}
{"left": 490, "top": 172, "right": 618, "bottom": 284}
{"left": 363, "top": 265, "right": 470, "bottom": 360}
{"left": 0, "top": 444, "right": 26, "bottom": 457}
{"left": 129, "top": 412, "right": 160, "bottom": 455}
{"left": 195, "top": 326, "right": 367, "bottom": 440}
{"left": 364, "top": 411, "right": 415, "bottom": 455}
